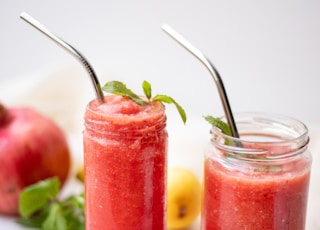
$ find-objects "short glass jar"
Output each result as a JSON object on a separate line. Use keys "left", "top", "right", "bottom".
{"left": 201, "top": 112, "right": 312, "bottom": 230}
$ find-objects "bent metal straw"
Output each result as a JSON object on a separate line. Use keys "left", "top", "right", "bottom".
{"left": 162, "top": 24, "right": 239, "bottom": 138}
{"left": 20, "top": 12, "right": 105, "bottom": 103}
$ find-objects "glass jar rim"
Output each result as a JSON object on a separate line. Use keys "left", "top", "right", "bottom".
{"left": 85, "top": 96, "right": 167, "bottom": 134}
{"left": 210, "top": 112, "right": 309, "bottom": 161}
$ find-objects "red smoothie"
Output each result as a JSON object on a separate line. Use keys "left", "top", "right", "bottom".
{"left": 84, "top": 95, "right": 168, "bottom": 230}
{"left": 201, "top": 113, "right": 312, "bottom": 230}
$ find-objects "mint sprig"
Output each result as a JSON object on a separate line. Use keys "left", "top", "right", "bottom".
{"left": 204, "top": 115, "right": 232, "bottom": 136}
{"left": 19, "top": 177, "right": 60, "bottom": 219}
{"left": 102, "top": 80, "right": 187, "bottom": 124}
{"left": 204, "top": 115, "right": 235, "bottom": 146}
{"left": 102, "top": 81, "right": 146, "bottom": 105}
{"left": 204, "top": 115, "right": 282, "bottom": 172}
{"left": 17, "top": 177, "right": 84, "bottom": 230}
{"left": 142, "top": 80, "right": 152, "bottom": 100}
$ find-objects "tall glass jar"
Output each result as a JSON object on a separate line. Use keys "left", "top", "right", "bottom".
{"left": 83, "top": 95, "right": 168, "bottom": 230}
{"left": 201, "top": 112, "right": 312, "bottom": 230}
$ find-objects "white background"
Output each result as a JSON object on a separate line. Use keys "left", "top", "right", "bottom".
{"left": 0, "top": 1, "right": 320, "bottom": 229}
{"left": 1, "top": 0, "right": 320, "bottom": 126}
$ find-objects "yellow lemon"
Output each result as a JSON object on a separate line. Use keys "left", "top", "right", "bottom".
{"left": 76, "top": 165, "right": 84, "bottom": 182}
{"left": 167, "top": 167, "right": 201, "bottom": 229}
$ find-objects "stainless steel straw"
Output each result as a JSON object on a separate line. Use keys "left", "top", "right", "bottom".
{"left": 161, "top": 24, "right": 239, "bottom": 138}
{"left": 20, "top": 12, "right": 105, "bottom": 103}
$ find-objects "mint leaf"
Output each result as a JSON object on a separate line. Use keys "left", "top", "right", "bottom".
{"left": 204, "top": 115, "right": 232, "bottom": 136}
{"left": 19, "top": 177, "right": 60, "bottom": 218}
{"left": 16, "top": 209, "right": 48, "bottom": 228}
{"left": 102, "top": 81, "right": 147, "bottom": 105}
{"left": 153, "top": 94, "right": 187, "bottom": 124}
{"left": 102, "top": 80, "right": 187, "bottom": 124}
{"left": 204, "top": 115, "right": 282, "bottom": 172}
{"left": 42, "top": 203, "right": 67, "bottom": 230}
{"left": 142, "top": 80, "right": 152, "bottom": 100}
{"left": 17, "top": 178, "right": 85, "bottom": 230}
{"left": 61, "top": 194, "right": 85, "bottom": 230}
{"left": 204, "top": 115, "right": 234, "bottom": 146}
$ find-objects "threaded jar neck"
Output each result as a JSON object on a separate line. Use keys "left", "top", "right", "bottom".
{"left": 210, "top": 112, "right": 309, "bottom": 164}
{"left": 84, "top": 95, "right": 167, "bottom": 137}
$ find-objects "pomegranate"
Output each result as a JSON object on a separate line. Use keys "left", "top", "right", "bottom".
{"left": 0, "top": 103, "right": 71, "bottom": 215}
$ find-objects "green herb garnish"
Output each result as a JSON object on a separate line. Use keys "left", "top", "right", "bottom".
{"left": 204, "top": 115, "right": 282, "bottom": 172}
{"left": 204, "top": 115, "right": 235, "bottom": 146}
{"left": 204, "top": 115, "right": 232, "bottom": 136}
{"left": 17, "top": 177, "right": 84, "bottom": 230}
{"left": 102, "top": 80, "right": 187, "bottom": 124}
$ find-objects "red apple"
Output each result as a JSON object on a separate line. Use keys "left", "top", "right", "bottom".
{"left": 0, "top": 103, "right": 71, "bottom": 215}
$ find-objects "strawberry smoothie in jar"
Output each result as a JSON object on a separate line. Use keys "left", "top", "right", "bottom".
{"left": 201, "top": 112, "right": 312, "bottom": 230}
{"left": 84, "top": 94, "right": 168, "bottom": 230}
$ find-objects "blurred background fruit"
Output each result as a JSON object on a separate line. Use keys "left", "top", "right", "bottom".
{"left": 167, "top": 167, "right": 201, "bottom": 229}
{"left": 0, "top": 103, "right": 71, "bottom": 215}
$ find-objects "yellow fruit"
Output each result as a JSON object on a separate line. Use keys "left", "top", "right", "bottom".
{"left": 76, "top": 166, "right": 84, "bottom": 182}
{"left": 167, "top": 167, "right": 201, "bottom": 229}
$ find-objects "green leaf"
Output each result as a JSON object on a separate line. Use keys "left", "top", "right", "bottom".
{"left": 142, "top": 80, "right": 152, "bottom": 100}
{"left": 64, "top": 206, "right": 85, "bottom": 229}
{"left": 17, "top": 178, "right": 86, "bottom": 230}
{"left": 42, "top": 203, "right": 67, "bottom": 230}
{"left": 16, "top": 218, "right": 41, "bottom": 228}
{"left": 102, "top": 80, "right": 187, "bottom": 124}
{"left": 62, "top": 193, "right": 84, "bottom": 210}
{"left": 61, "top": 193, "right": 85, "bottom": 229}
{"left": 102, "top": 81, "right": 147, "bottom": 105}
{"left": 204, "top": 115, "right": 232, "bottom": 136}
{"left": 16, "top": 204, "right": 51, "bottom": 228}
{"left": 204, "top": 115, "right": 283, "bottom": 172}
{"left": 19, "top": 177, "right": 60, "bottom": 218}
{"left": 153, "top": 94, "right": 187, "bottom": 124}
